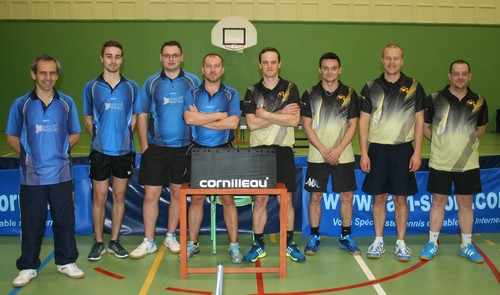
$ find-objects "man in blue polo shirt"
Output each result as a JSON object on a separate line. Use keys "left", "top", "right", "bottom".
{"left": 130, "top": 41, "right": 201, "bottom": 258}
{"left": 7, "top": 55, "right": 84, "bottom": 287}
{"left": 183, "top": 53, "right": 242, "bottom": 263}
{"left": 83, "top": 41, "right": 141, "bottom": 261}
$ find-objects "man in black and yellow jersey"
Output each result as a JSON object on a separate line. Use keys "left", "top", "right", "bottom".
{"left": 359, "top": 44, "right": 426, "bottom": 262}
{"left": 419, "top": 60, "right": 488, "bottom": 263}
{"left": 241, "top": 47, "right": 305, "bottom": 263}
{"left": 301, "top": 52, "right": 361, "bottom": 256}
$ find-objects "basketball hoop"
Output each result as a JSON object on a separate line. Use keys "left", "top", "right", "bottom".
{"left": 212, "top": 16, "right": 257, "bottom": 53}
{"left": 224, "top": 43, "right": 245, "bottom": 53}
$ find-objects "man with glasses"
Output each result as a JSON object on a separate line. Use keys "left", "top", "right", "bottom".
{"left": 130, "top": 41, "right": 201, "bottom": 258}
{"left": 419, "top": 60, "right": 488, "bottom": 263}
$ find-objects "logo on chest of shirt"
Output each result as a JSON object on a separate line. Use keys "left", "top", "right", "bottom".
{"left": 163, "top": 96, "right": 183, "bottom": 105}
{"left": 466, "top": 99, "right": 476, "bottom": 107}
{"left": 105, "top": 102, "right": 124, "bottom": 110}
{"left": 400, "top": 86, "right": 409, "bottom": 94}
{"left": 35, "top": 123, "right": 58, "bottom": 133}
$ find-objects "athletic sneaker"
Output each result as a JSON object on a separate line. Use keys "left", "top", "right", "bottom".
{"left": 228, "top": 245, "right": 243, "bottom": 264}
{"left": 57, "top": 263, "right": 85, "bottom": 278}
{"left": 367, "top": 241, "right": 385, "bottom": 258}
{"left": 13, "top": 269, "right": 37, "bottom": 287}
{"left": 88, "top": 241, "right": 106, "bottom": 261}
{"left": 395, "top": 243, "right": 412, "bottom": 261}
{"left": 130, "top": 238, "right": 157, "bottom": 259}
{"left": 304, "top": 235, "right": 321, "bottom": 255}
{"left": 339, "top": 235, "right": 361, "bottom": 255}
{"left": 286, "top": 240, "right": 306, "bottom": 263}
{"left": 419, "top": 241, "right": 439, "bottom": 261}
{"left": 459, "top": 243, "right": 484, "bottom": 263}
{"left": 107, "top": 240, "right": 129, "bottom": 258}
{"left": 243, "top": 241, "right": 267, "bottom": 262}
{"left": 164, "top": 233, "right": 181, "bottom": 253}
{"left": 187, "top": 241, "right": 200, "bottom": 260}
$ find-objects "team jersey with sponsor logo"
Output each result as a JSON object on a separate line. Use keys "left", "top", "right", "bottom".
{"left": 139, "top": 70, "right": 201, "bottom": 147}
{"left": 426, "top": 86, "right": 488, "bottom": 172}
{"left": 360, "top": 73, "right": 426, "bottom": 144}
{"left": 83, "top": 75, "right": 141, "bottom": 156}
{"left": 184, "top": 83, "right": 240, "bottom": 147}
{"left": 301, "top": 81, "right": 360, "bottom": 164}
{"left": 242, "top": 78, "right": 300, "bottom": 148}
{"left": 6, "top": 90, "right": 82, "bottom": 185}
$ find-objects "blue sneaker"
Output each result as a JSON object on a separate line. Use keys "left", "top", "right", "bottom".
{"left": 304, "top": 235, "right": 320, "bottom": 255}
{"left": 286, "top": 240, "right": 306, "bottom": 263}
{"left": 459, "top": 244, "right": 484, "bottom": 263}
{"left": 419, "top": 242, "right": 439, "bottom": 261}
{"left": 339, "top": 235, "right": 361, "bottom": 255}
{"left": 395, "top": 242, "right": 412, "bottom": 261}
{"left": 228, "top": 245, "right": 243, "bottom": 264}
{"left": 367, "top": 241, "right": 385, "bottom": 259}
{"left": 243, "top": 241, "right": 266, "bottom": 262}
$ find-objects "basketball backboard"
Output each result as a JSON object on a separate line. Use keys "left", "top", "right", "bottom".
{"left": 211, "top": 16, "right": 257, "bottom": 53}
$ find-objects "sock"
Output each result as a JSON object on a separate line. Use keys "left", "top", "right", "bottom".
{"left": 396, "top": 239, "right": 405, "bottom": 246}
{"left": 230, "top": 242, "right": 239, "bottom": 247}
{"left": 287, "top": 231, "right": 294, "bottom": 244}
{"left": 375, "top": 236, "right": 384, "bottom": 243}
{"left": 109, "top": 240, "right": 117, "bottom": 244}
{"left": 167, "top": 232, "right": 175, "bottom": 237}
{"left": 461, "top": 233, "right": 472, "bottom": 246}
{"left": 341, "top": 226, "right": 351, "bottom": 238}
{"left": 429, "top": 231, "right": 439, "bottom": 245}
{"left": 311, "top": 227, "right": 320, "bottom": 236}
{"left": 254, "top": 233, "right": 264, "bottom": 246}
{"left": 147, "top": 237, "right": 155, "bottom": 243}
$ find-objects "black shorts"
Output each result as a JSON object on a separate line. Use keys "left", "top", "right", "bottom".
{"left": 427, "top": 168, "right": 482, "bottom": 195}
{"left": 89, "top": 150, "right": 135, "bottom": 180}
{"left": 362, "top": 142, "right": 418, "bottom": 196}
{"left": 138, "top": 145, "right": 189, "bottom": 186}
{"left": 255, "top": 145, "right": 296, "bottom": 192}
{"left": 304, "top": 162, "right": 356, "bottom": 193}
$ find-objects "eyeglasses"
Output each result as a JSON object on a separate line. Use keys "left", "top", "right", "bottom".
{"left": 162, "top": 53, "right": 181, "bottom": 59}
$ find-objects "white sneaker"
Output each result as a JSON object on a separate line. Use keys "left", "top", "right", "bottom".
{"left": 130, "top": 238, "right": 157, "bottom": 259}
{"left": 57, "top": 263, "right": 85, "bottom": 278}
{"left": 13, "top": 269, "right": 37, "bottom": 287}
{"left": 164, "top": 233, "right": 180, "bottom": 253}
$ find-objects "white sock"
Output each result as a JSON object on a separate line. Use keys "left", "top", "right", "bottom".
{"left": 396, "top": 239, "right": 405, "bottom": 246}
{"left": 230, "top": 242, "right": 239, "bottom": 247}
{"left": 461, "top": 233, "right": 472, "bottom": 246}
{"left": 429, "top": 231, "right": 439, "bottom": 245}
{"left": 375, "top": 236, "right": 384, "bottom": 243}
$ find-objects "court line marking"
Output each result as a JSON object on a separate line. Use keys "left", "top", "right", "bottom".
{"left": 138, "top": 244, "right": 166, "bottom": 295}
{"left": 474, "top": 242, "right": 500, "bottom": 284}
{"left": 354, "top": 255, "right": 387, "bottom": 295}
{"left": 94, "top": 267, "right": 125, "bottom": 280}
{"left": 164, "top": 287, "right": 211, "bottom": 294}
{"left": 9, "top": 251, "right": 54, "bottom": 295}
{"left": 248, "top": 260, "right": 428, "bottom": 295}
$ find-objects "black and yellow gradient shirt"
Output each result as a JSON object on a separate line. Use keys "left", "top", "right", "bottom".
{"left": 242, "top": 78, "right": 300, "bottom": 147}
{"left": 301, "top": 81, "right": 360, "bottom": 164}
{"left": 360, "top": 73, "right": 426, "bottom": 144}
{"left": 426, "top": 86, "right": 488, "bottom": 172}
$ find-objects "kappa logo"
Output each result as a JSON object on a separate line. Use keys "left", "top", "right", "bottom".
{"left": 305, "top": 178, "right": 321, "bottom": 188}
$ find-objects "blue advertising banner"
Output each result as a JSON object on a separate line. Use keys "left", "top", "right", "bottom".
{"left": 301, "top": 167, "right": 500, "bottom": 237}
{"left": 0, "top": 166, "right": 93, "bottom": 237}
